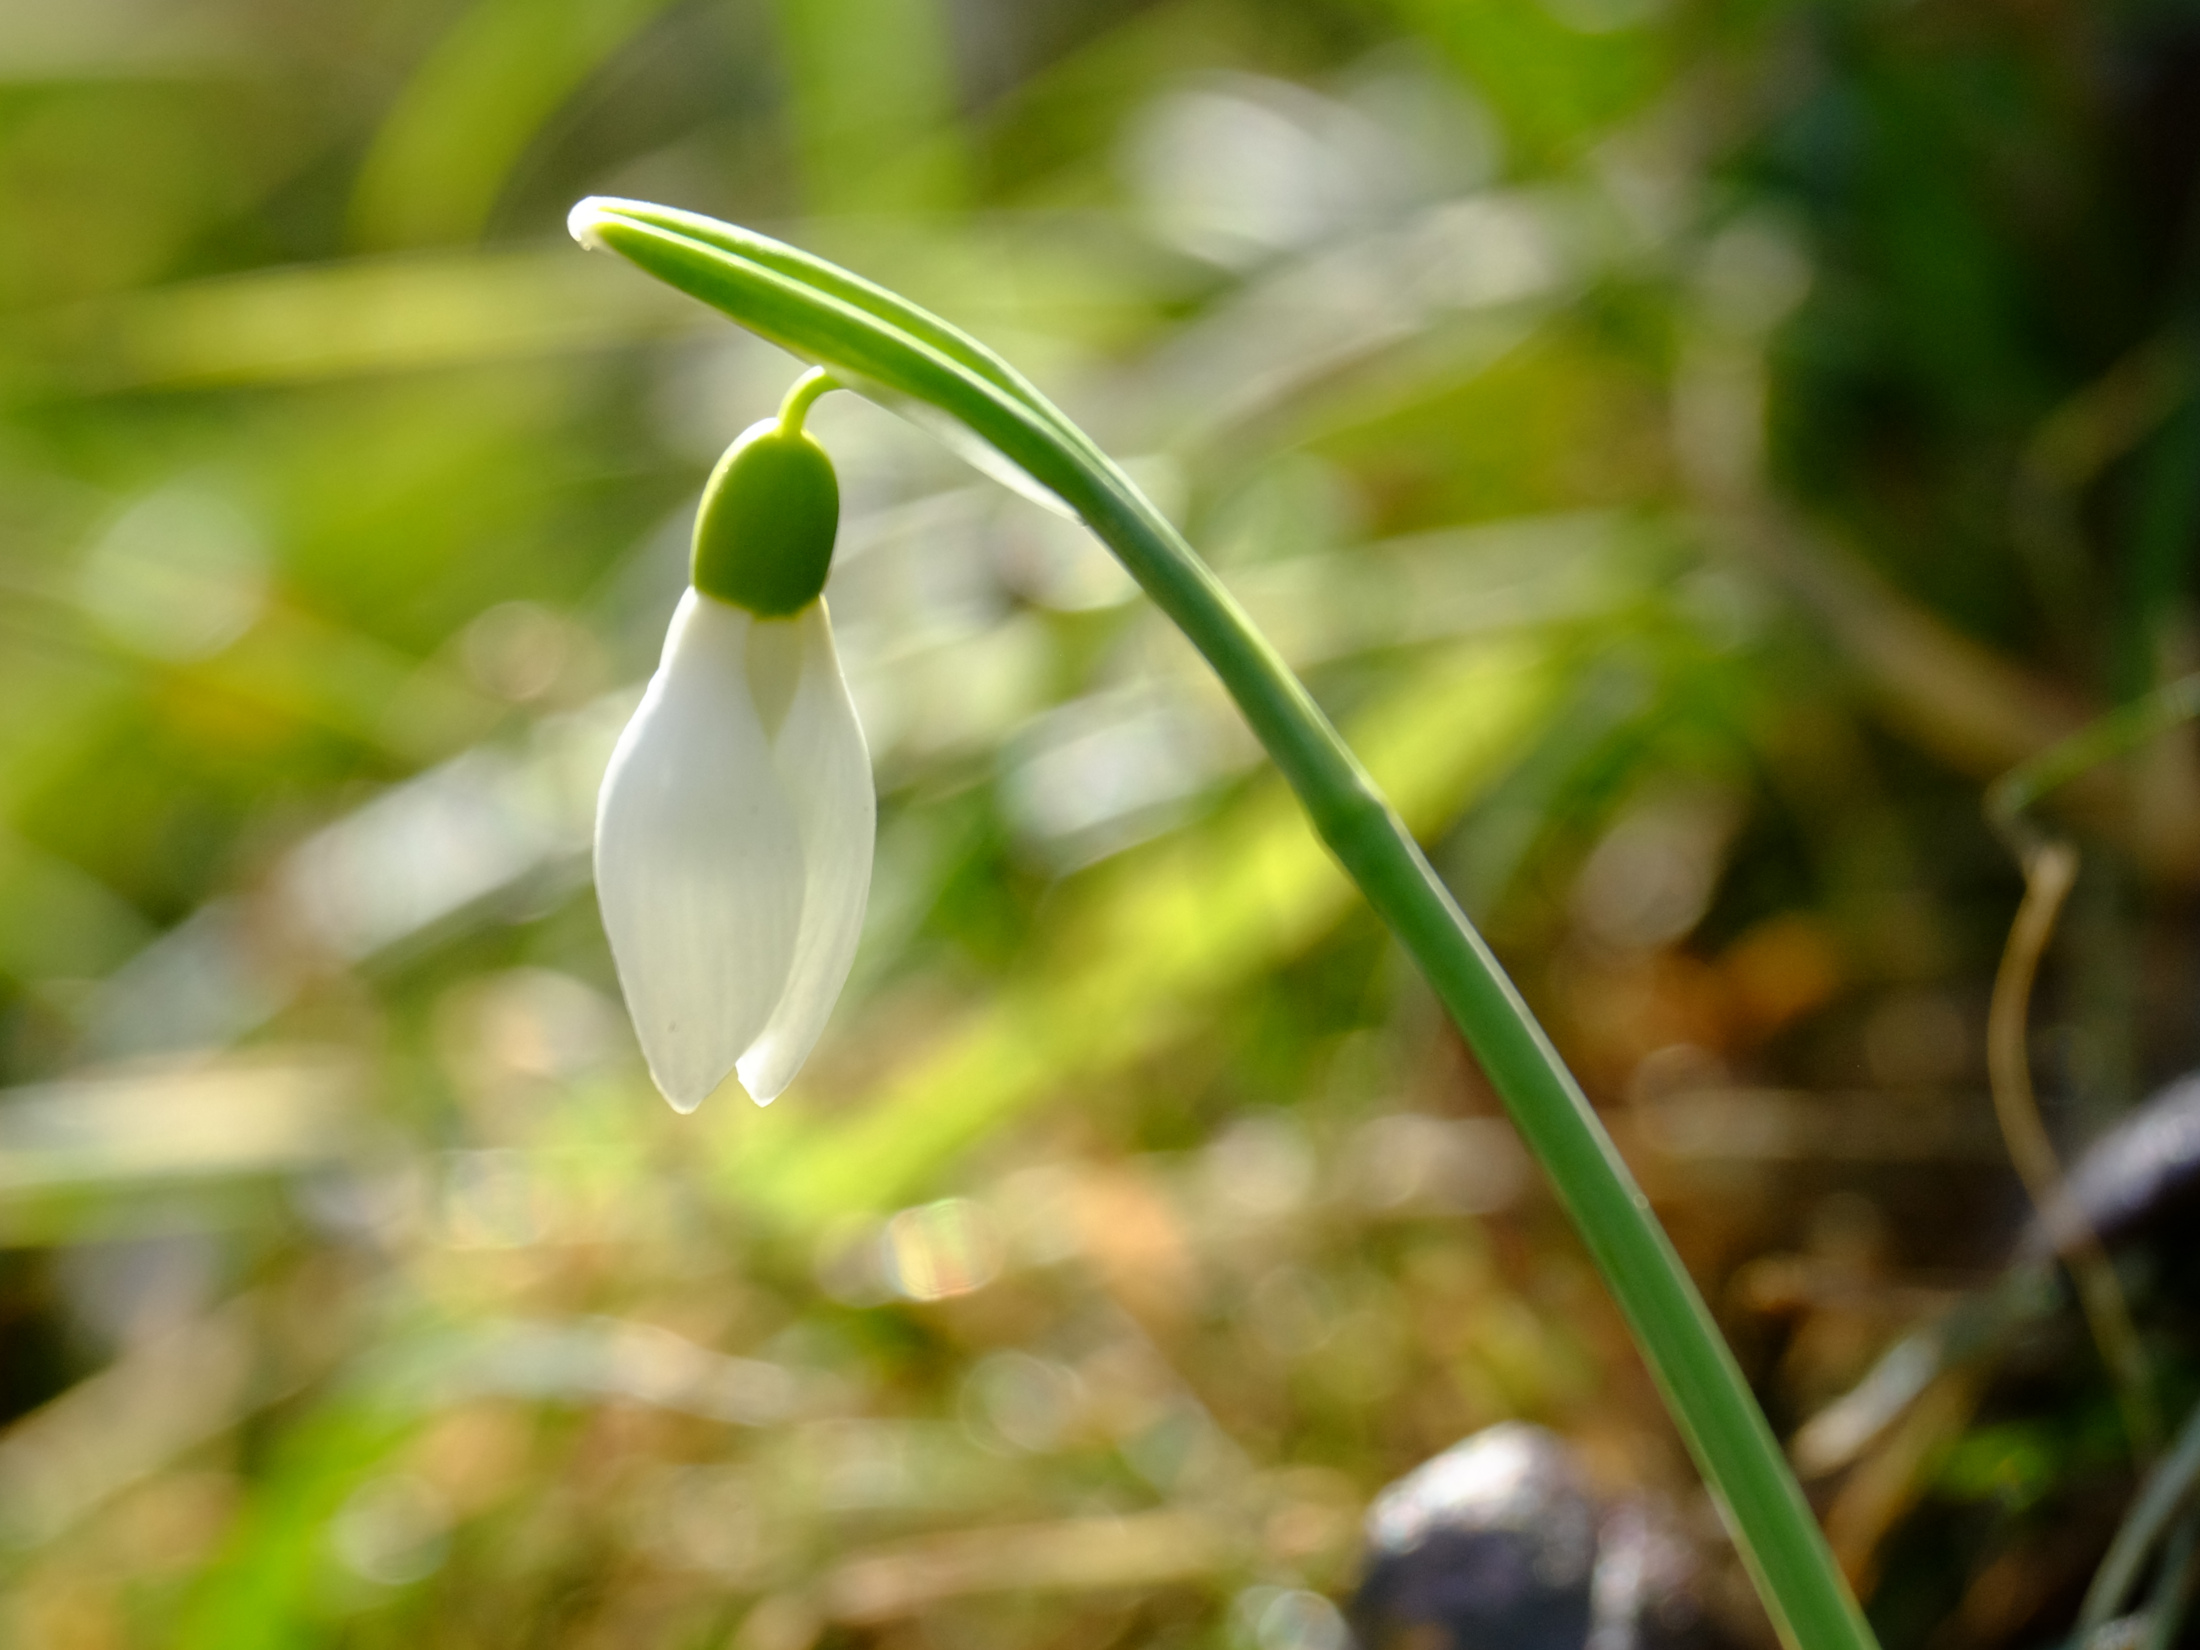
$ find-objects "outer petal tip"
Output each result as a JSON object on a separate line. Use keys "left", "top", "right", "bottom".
{"left": 733, "top": 1053, "right": 788, "bottom": 1107}
{"left": 654, "top": 1073, "right": 710, "bottom": 1115}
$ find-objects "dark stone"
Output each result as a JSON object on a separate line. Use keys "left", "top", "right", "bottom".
{"left": 1350, "top": 1424, "right": 1599, "bottom": 1650}
{"left": 1349, "top": 1424, "right": 1746, "bottom": 1650}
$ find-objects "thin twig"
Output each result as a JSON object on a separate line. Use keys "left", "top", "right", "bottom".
{"left": 1986, "top": 839, "right": 2159, "bottom": 1459}
{"left": 2142, "top": 1510, "right": 2200, "bottom": 1650}
{"left": 2082, "top": 1401, "right": 2200, "bottom": 1635}
{"left": 1988, "top": 673, "right": 2200, "bottom": 843}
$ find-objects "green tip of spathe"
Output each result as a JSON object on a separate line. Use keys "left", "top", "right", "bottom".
{"left": 691, "top": 419, "right": 840, "bottom": 617}
{"left": 568, "top": 197, "right": 668, "bottom": 262}
{"left": 567, "top": 196, "right": 615, "bottom": 249}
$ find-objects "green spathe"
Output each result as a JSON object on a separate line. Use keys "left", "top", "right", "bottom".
{"left": 692, "top": 420, "right": 839, "bottom": 616}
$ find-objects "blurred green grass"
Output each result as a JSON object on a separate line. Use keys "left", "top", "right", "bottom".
{"left": 1, "top": 0, "right": 2195, "bottom": 1646}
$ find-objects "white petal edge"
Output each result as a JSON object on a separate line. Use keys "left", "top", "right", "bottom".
{"left": 735, "top": 600, "right": 875, "bottom": 1104}
{"left": 596, "top": 590, "right": 803, "bottom": 1112}
{"left": 856, "top": 387, "right": 1080, "bottom": 520}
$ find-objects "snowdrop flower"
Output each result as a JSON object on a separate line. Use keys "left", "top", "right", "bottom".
{"left": 595, "top": 377, "right": 873, "bottom": 1110}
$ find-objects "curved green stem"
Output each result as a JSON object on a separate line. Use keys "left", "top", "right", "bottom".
{"left": 568, "top": 195, "right": 1878, "bottom": 1650}
{"left": 776, "top": 365, "right": 840, "bottom": 433}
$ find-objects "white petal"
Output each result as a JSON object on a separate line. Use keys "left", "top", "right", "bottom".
{"left": 596, "top": 590, "right": 802, "bottom": 1111}
{"left": 735, "top": 601, "right": 875, "bottom": 1104}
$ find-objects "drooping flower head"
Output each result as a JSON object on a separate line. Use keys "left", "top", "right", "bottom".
{"left": 595, "top": 377, "right": 873, "bottom": 1111}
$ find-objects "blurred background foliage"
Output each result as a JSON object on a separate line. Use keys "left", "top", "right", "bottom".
{"left": 1, "top": 0, "right": 2198, "bottom": 1646}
